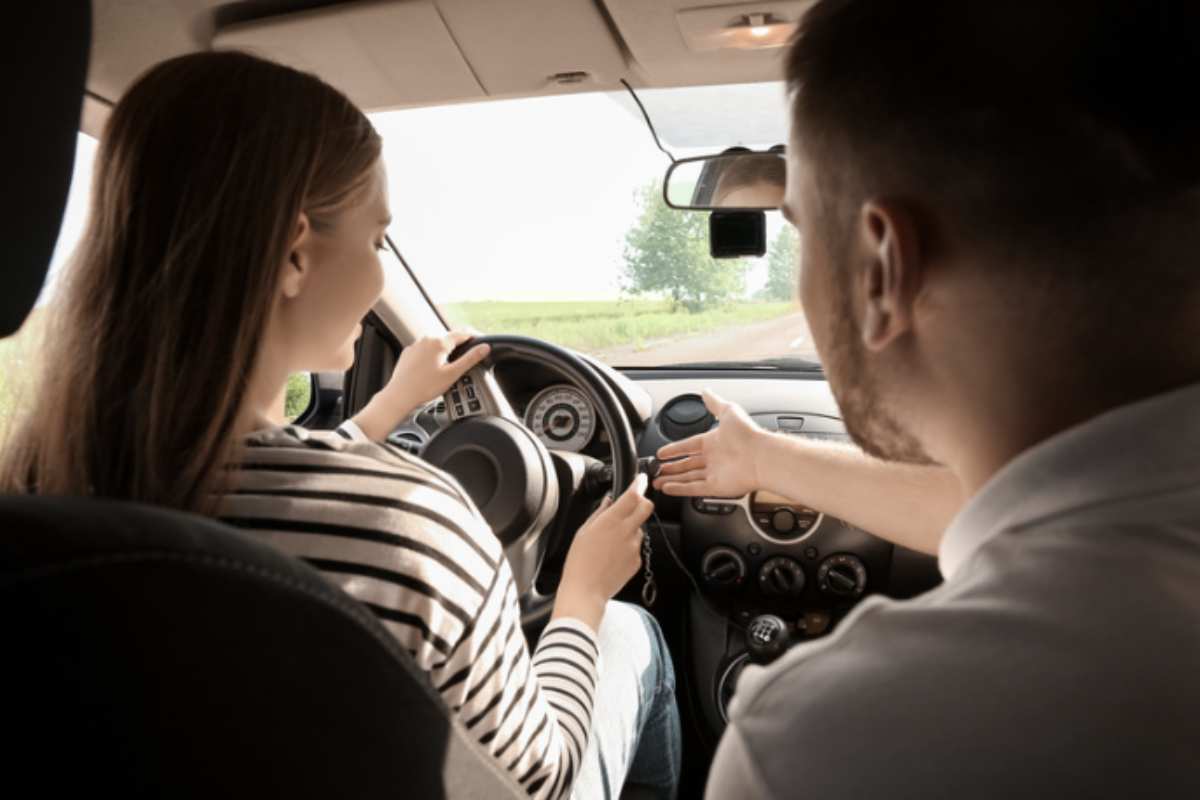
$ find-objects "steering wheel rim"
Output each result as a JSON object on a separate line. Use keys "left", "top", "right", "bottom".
{"left": 427, "top": 335, "right": 639, "bottom": 605}
{"left": 449, "top": 335, "right": 638, "bottom": 488}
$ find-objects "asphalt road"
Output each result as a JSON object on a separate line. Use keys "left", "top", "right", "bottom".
{"left": 594, "top": 311, "right": 819, "bottom": 367}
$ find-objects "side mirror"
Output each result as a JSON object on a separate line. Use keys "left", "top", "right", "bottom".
{"left": 663, "top": 150, "right": 786, "bottom": 211}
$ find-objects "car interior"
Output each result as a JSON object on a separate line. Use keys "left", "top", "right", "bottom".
{"left": 5, "top": 2, "right": 945, "bottom": 797}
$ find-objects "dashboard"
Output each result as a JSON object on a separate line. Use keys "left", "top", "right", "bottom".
{"left": 392, "top": 358, "right": 620, "bottom": 460}
{"left": 627, "top": 373, "right": 941, "bottom": 737}
{"left": 390, "top": 358, "right": 943, "bottom": 743}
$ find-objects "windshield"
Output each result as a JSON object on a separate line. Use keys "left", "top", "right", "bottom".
{"left": 371, "top": 82, "right": 818, "bottom": 369}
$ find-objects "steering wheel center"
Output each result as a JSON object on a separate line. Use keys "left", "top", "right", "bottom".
{"left": 423, "top": 334, "right": 640, "bottom": 608}
{"left": 423, "top": 415, "right": 558, "bottom": 548}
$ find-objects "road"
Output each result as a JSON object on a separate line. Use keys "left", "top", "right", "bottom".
{"left": 593, "top": 311, "right": 819, "bottom": 367}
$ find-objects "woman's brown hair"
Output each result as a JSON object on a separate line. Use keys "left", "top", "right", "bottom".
{"left": 0, "top": 50, "right": 381, "bottom": 511}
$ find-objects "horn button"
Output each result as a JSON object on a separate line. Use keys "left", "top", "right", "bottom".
{"left": 423, "top": 415, "right": 558, "bottom": 547}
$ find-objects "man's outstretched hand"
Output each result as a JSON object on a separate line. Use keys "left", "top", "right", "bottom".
{"left": 653, "top": 390, "right": 768, "bottom": 499}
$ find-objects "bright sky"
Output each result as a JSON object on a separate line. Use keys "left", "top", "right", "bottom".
{"left": 45, "top": 82, "right": 791, "bottom": 306}
{"left": 371, "top": 84, "right": 789, "bottom": 303}
{"left": 41, "top": 133, "right": 99, "bottom": 302}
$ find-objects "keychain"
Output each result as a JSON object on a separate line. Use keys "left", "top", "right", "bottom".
{"left": 641, "top": 527, "right": 657, "bottom": 607}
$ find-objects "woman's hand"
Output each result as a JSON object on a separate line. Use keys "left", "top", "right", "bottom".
{"left": 351, "top": 330, "right": 490, "bottom": 441}
{"left": 653, "top": 390, "right": 769, "bottom": 498}
{"left": 553, "top": 473, "right": 654, "bottom": 631}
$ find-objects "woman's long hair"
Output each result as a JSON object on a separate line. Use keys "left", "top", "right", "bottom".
{"left": 0, "top": 51, "right": 381, "bottom": 511}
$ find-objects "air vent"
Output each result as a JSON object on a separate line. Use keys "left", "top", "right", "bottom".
{"left": 659, "top": 393, "right": 715, "bottom": 441}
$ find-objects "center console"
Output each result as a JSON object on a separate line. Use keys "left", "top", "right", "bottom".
{"left": 665, "top": 411, "right": 935, "bottom": 733}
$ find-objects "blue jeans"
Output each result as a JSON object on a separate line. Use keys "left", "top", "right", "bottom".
{"left": 570, "top": 601, "right": 682, "bottom": 800}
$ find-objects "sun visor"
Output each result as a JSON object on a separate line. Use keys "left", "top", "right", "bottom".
{"left": 214, "top": 0, "right": 630, "bottom": 110}
{"left": 212, "top": 0, "right": 485, "bottom": 109}
{"left": 434, "top": 0, "right": 627, "bottom": 95}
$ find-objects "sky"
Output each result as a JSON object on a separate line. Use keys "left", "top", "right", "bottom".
{"left": 41, "top": 133, "right": 99, "bottom": 302}
{"left": 43, "top": 82, "right": 791, "bottom": 306}
{"left": 373, "top": 84, "right": 790, "bottom": 303}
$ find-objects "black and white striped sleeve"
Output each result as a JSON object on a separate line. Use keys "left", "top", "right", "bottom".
{"left": 336, "top": 420, "right": 602, "bottom": 799}
{"left": 224, "top": 421, "right": 601, "bottom": 800}
{"left": 429, "top": 555, "right": 600, "bottom": 800}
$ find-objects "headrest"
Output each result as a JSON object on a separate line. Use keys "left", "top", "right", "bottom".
{"left": 1, "top": 4, "right": 91, "bottom": 337}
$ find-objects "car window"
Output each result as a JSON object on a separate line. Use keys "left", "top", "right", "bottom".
{"left": 283, "top": 372, "right": 314, "bottom": 423}
{"left": 1, "top": 132, "right": 316, "bottom": 431}
{"left": 371, "top": 82, "right": 819, "bottom": 370}
{"left": 0, "top": 132, "right": 98, "bottom": 426}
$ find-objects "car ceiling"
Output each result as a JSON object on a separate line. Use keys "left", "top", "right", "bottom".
{"left": 84, "top": 0, "right": 812, "bottom": 136}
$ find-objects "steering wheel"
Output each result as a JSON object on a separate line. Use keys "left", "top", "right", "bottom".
{"left": 421, "top": 335, "right": 640, "bottom": 620}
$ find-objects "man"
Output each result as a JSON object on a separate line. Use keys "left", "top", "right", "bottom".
{"left": 657, "top": 1, "right": 1200, "bottom": 795}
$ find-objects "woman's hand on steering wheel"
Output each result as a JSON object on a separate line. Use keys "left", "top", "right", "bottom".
{"left": 352, "top": 330, "right": 491, "bottom": 440}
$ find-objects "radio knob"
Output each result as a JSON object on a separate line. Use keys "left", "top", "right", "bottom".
{"left": 770, "top": 508, "right": 795, "bottom": 535}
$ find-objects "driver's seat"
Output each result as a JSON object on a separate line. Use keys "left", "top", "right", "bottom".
{"left": 2, "top": 6, "right": 521, "bottom": 798}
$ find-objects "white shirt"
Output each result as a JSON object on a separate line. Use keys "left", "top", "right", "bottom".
{"left": 707, "top": 381, "right": 1200, "bottom": 799}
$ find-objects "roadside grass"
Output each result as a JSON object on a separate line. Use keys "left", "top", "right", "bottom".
{"left": 442, "top": 299, "right": 794, "bottom": 352}
{"left": 0, "top": 300, "right": 796, "bottom": 421}
{"left": 0, "top": 311, "right": 47, "bottom": 429}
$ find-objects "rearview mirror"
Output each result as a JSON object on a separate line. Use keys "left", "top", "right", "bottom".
{"left": 663, "top": 150, "right": 786, "bottom": 211}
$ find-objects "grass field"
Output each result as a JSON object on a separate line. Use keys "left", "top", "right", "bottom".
{"left": 0, "top": 299, "right": 795, "bottom": 422}
{"left": 442, "top": 299, "right": 794, "bottom": 352}
{"left": 0, "top": 311, "right": 46, "bottom": 428}
{"left": 0, "top": 312, "right": 315, "bottom": 424}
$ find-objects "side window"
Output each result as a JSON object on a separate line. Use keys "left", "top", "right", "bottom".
{"left": 0, "top": 315, "right": 45, "bottom": 429}
{"left": 283, "top": 372, "right": 315, "bottom": 423}
{"left": 0, "top": 133, "right": 97, "bottom": 426}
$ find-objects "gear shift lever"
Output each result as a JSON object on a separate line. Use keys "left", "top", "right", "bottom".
{"left": 745, "top": 614, "right": 791, "bottom": 665}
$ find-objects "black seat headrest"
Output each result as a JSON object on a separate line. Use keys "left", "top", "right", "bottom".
{"left": 2, "top": 3, "right": 91, "bottom": 336}
{"left": 0, "top": 496, "right": 523, "bottom": 798}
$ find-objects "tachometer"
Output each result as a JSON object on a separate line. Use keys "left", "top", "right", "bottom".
{"left": 524, "top": 384, "right": 596, "bottom": 452}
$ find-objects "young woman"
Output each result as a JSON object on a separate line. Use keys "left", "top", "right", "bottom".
{"left": 1, "top": 52, "right": 679, "bottom": 799}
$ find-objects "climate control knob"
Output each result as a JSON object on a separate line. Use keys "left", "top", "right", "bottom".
{"left": 817, "top": 553, "right": 867, "bottom": 599}
{"left": 701, "top": 546, "right": 746, "bottom": 588}
{"left": 758, "top": 556, "right": 806, "bottom": 598}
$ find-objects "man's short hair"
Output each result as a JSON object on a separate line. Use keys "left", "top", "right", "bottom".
{"left": 713, "top": 152, "right": 786, "bottom": 205}
{"left": 786, "top": 1, "right": 1200, "bottom": 301}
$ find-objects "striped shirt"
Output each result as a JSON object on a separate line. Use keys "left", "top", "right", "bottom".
{"left": 219, "top": 421, "right": 600, "bottom": 800}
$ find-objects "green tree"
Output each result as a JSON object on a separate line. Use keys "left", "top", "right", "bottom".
{"left": 622, "top": 181, "right": 747, "bottom": 312}
{"left": 760, "top": 225, "right": 798, "bottom": 302}
{"left": 284, "top": 372, "right": 313, "bottom": 422}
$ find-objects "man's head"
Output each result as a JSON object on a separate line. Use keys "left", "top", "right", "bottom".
{"left": 782, "top": 0, "right": 1200, "bottom": 475}
{"left": 711, "top": 151, "right": 786, "bottom": 209}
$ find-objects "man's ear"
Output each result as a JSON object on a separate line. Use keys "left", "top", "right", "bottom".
{"left": 857, "top": 200, "right": 923, "bottom": 352}
{"left": 279, "top": 212, "right": 313, "bottom": 300}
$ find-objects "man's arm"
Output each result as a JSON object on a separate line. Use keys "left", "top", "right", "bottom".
{"left": 655, "top": 390, "right": 963, "bottom": 555}
{"left": 753, "top": 432, "right": 962, "bottom": 555}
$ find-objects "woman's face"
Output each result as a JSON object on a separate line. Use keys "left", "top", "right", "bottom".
{"left": 278, "top": 160, "right": 391, "bottom": 373}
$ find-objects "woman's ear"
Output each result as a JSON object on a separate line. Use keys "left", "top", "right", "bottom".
{"left": 279, "top": 212, "right": 312, "bottom": 300}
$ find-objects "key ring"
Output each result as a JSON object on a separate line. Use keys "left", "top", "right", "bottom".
{"left": 640, "top": 526, "right": 657, "bottom": 607}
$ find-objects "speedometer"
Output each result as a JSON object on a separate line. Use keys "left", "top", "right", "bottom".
{"left": 524, "top": 384, "right": 596, "bottom": 452}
